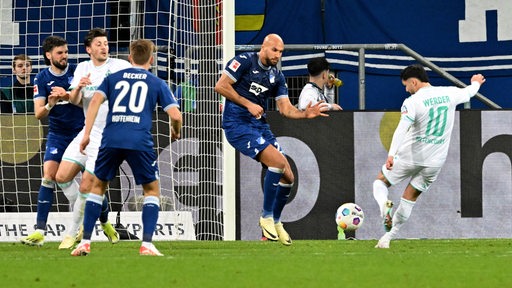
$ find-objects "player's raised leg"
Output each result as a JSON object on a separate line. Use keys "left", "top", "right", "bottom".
{"left": 375, "top": 185, "right": 418, "bottom": 249}
{"left": 373, "top": 176, "right": 393, "bottom": 232}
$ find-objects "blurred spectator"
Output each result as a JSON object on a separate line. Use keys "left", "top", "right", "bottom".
{"left": 298, "top": 57, "right": 342, "bottom": 112}
{"left": 0, "top": 54, "right": 34, "bottom": 113}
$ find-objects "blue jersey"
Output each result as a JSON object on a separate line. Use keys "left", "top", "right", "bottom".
{"left": 96, "top": 67, "right": 179, "bottom": 151}
{"left": 33, "top": 65, "right": 84, "bottom": 136}
{"left": 222, "top": 52, "right": 288, "bottom": 124}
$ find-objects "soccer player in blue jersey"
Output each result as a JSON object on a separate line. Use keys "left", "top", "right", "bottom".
{"left": 20, "top": 36, "right": 85, "bottom": 246}
{"left": 215, "top": 34, "right": 327, "bottom": 246}
{"left": 71, "top": 39, "right": 182, "bottom": 256}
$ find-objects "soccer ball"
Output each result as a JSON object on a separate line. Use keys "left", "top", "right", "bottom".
{"left": 335, "top": 203, "right": 364, "bottom": 231}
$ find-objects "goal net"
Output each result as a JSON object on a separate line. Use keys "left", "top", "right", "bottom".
{"left": 0, "top": 0, "right": 225, "bottom": 240}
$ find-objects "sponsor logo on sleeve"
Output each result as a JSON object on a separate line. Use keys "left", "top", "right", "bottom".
{"left": 228, "top": 60, "right": 241, "bottom": 72}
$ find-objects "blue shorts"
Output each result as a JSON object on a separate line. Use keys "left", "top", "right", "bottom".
{"left": 43, "top": 132, "right": 77, "bottom": 163}
{"left": 223, "top": 121, "right": 283, "bottom": 160}
{"left": 94, "top": 147, "right": 159, "bottom": 185}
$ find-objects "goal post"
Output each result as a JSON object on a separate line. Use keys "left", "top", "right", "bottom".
{"left": 220, "top": 0, "right": 236, "bottom": 241}
{"left": 0, "top": 0, "right": 232, "bottom": 241}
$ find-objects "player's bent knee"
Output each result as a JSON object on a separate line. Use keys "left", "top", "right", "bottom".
{"left": 55, "top": 171, "right": 72, "bottom": 184}
{"left": 78, "top": 174, "right": 95, "bottom": 193}
{"left": 281, "top": 170, "right": 294, "bottom": 184}
{"left": 142, "top": 181, "right": 160, "bottom": 197}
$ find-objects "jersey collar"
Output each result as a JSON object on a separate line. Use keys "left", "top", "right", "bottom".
{"left": 257, "top": 54, "right": 272, "bottom": 71}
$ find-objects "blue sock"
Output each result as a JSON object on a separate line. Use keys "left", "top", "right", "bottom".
{"left": 82, "top": 194, "right": 103, "bottom": 240}
{"left": 273, "top": 182, "right": 292, "bottom": 223}
{"left": 142, "top": 196, "right": 160, "bottom": 242}
{"left": 262, "top": 167, "right": 283, "bottom": 218}
{"left": 36, "top": 180, "right": 54, "bottom": 230}
{"left": 99, "top": 195, "right": 109, "bottom": 224}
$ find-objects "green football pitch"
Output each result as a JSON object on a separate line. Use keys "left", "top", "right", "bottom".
{"left": 1, "top": 239, "right": 510, "bottom": 288}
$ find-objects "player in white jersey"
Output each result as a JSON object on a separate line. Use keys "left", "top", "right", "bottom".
{"left": 298, "top": 57, "right": 342, "bottom": 112}
{"left": 372, "top": 64, "right": 486, "bottom": 248}
{"left": 55, "top": 28, "right": 131, "bottom": 249}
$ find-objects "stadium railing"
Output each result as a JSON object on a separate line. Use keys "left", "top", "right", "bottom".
{"left": 235, "top": 43, "right": 501, "bottom": 110}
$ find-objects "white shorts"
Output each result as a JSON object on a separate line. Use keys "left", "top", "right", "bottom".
{"left": 61, "top": 126, "right": 103, "bottom": 174}
{"left": 381, "top": 160, "right": 441, "bottom": 192}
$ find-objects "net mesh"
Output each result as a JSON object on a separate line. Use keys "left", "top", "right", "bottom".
{"left": 0, "top": 0, "right": 224, "bottom": 240}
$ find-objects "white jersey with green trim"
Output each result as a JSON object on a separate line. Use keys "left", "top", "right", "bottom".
{"left": 394, "top": 84, "right": 478, "bottom": 167}
{"left": 71, "top": 58, "right": 131, "bottom": 131}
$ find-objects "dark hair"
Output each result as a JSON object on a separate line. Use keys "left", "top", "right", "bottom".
{"left": 307, "top": 57, "right": 330, "bottom": 77}
{"left": 400, "top": 64, "right": 429, "bottom": 82}
{"left": 84, "top": 27, "right": 108, "bottom": 48}
{"left": 42, "top": 36, "right": 68, "bottom": 66}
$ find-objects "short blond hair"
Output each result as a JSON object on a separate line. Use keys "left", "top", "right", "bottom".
{"left": 130, "top": 39, "right": 155, "bottom": 65}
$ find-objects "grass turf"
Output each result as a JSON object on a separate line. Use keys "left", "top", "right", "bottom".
{"left": 1, "top": 239, "right": 511, "bottom": 288}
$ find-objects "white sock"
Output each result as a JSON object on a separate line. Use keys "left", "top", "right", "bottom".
{"left": 59, "top": 180, "right": 79, "bottom": 205}
{"left": 373, "top": 180, "right": 389, "bottom": 217}
{"left": 68, "top": 193, "right": 87, "bottom": 236}
{"left": 389, "top": 197, "right": 415, "bottom": 239}
{"left": 141, "top": 241, "right": 152, "bottom": 248}
{"left": 80, "top": 239, "right": 91, "bottom": 245}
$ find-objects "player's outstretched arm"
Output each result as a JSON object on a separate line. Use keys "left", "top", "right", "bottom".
{"left": 460, "top": 73, "right": 486, "bottom": 99}
{"left": 471, "top": 74, "right": 485, "bottom": 85}
{"left": 276, "top": 97, "right": 329, "bottom": 119}
{"left": 80, "top": 92, "right": 103, "bottom": 154}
